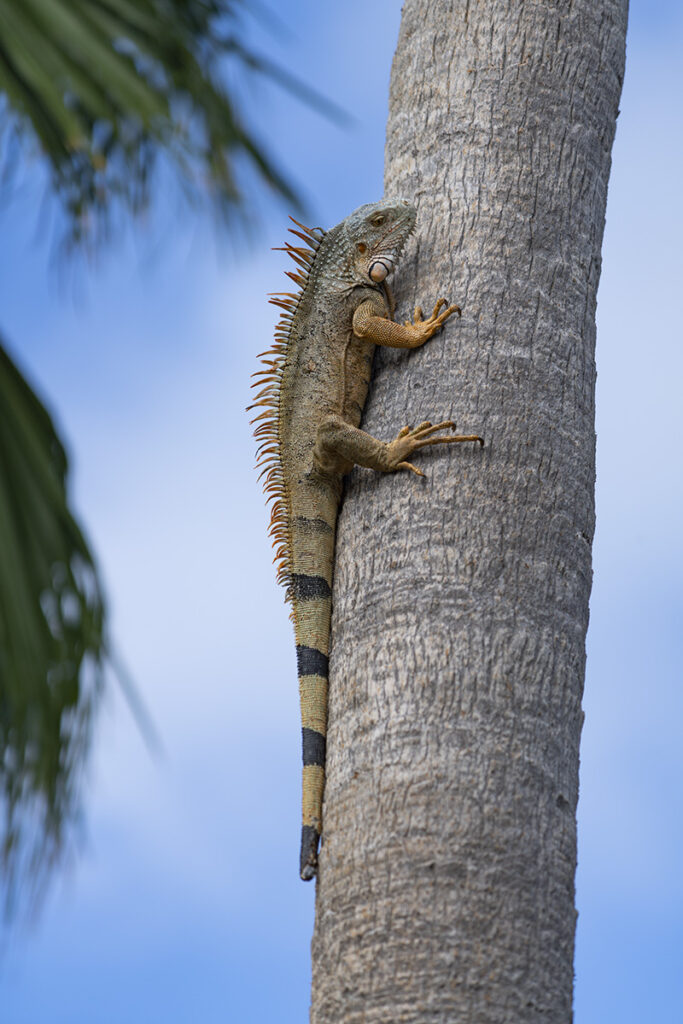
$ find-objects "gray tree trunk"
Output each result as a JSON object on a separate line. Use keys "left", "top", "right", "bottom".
{"left": 310, "top": 2, "right": 627, "bottom": 1021}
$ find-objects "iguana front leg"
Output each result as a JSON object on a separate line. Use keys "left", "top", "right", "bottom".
{"left": 314, "top": 416, "right": 483, "bottom": 478}
{"left": 353, "top": 297, "right": 461, "bottom": 349}
{"left": 313, "top": 294, "right": 479, "bottom": 476}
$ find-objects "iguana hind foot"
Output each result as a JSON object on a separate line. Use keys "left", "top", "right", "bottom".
{"left": 314, "top": 415, "right": 483, "bottom": 478}
{"left": 389, "top": 421, "right": 484, "bottom": 475}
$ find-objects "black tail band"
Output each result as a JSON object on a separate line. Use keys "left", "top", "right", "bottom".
{"left": 291, "top": 574, "right": 332, "bottom": 600}
{"left": 302, "top": 727, "right": 326, "bottom": 766}
{"left": 296, "top": 645, "right": 329, "bottom": 677}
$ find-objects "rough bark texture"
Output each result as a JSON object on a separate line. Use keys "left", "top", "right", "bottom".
{"left": 310, "top": 2, "right": 627, "bottom": 1022}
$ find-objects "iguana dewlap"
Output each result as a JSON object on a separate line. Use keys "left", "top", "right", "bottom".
{"left": 250, "top": 199, "right": 482, "bottom": 880}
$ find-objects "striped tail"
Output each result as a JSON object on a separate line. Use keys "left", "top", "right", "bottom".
{"left": 290, "top": 496, "right": 337, "bottom": 880}
{"left": 297, "top": 637, "right": 329, "bottom": 880}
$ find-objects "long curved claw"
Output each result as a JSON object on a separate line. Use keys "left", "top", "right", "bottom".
{"left": 416, "top": 434, "right": 484, "bottom": 448}
{"left": 397, "top": 460, "right": 425, "bottom": 476}
{"left": 433, "top": 304, "right": 459, "bottom": 328}
{"left": 412, "top": 420, "right": 455, "bottom": 439}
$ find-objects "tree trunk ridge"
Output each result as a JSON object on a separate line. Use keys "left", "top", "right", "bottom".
{"left": 311, "top": 2, "right": 627, "bottom": 1021}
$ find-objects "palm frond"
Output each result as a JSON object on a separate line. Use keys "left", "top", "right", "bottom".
{"left": 0, "top": 337, "right": 105, "bottom": 915}
{"left": 0, "top": 0, "right": 308, "bottom": 242}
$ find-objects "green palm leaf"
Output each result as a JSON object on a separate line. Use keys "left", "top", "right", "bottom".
{"left": 0, "top": 0, "right": 341, "bottom": 916}
{"left": 0, "top": 338, "right": 105, "bottom": 914}
{"left": 0, "top": 0, "right": 305, "bottom": 241}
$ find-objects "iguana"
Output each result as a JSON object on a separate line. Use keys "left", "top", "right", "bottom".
{"left": 250, "top": 198, "right": 483, "bottom": 881}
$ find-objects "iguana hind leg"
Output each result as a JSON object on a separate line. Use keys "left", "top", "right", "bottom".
{"left": 314, "top": 415, "right": 483, "bottom": 478}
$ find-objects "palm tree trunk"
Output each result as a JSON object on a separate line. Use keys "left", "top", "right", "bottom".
{"left": 310, "top": 1, "right": 628, "bottom": 1021}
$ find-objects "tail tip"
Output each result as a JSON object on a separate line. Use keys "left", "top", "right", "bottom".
{"left": 300, "top": 825, "right": 320, "bottom": 881}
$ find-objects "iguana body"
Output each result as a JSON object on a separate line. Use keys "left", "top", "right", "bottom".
{"left": 251, "top": 199, "right": 482, "bottom": 880}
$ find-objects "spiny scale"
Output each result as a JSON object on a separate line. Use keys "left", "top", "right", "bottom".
{"left": 250, "top": 216, "right": 326, "bottom": 603}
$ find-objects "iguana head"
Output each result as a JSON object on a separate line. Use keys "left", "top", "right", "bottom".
{"left": 342, "top": 198, "right": 416, "bottom": 286}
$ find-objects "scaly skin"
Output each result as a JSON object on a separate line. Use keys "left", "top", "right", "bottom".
{"left": 250, "top": 199, "right": 483, "bottom": 880}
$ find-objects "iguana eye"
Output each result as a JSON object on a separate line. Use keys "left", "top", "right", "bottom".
{"left": 357, "top": 243, "right": 367, "bottom": 254}
{"left": 371, "top": 215, "right": 385, "bottom": 227}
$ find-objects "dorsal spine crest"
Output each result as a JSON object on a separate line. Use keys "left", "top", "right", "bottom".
{"left": 249, "top": 217, "right": 327, "bottom": 603}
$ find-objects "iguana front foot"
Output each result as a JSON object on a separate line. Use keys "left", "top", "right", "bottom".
{"left": 402, "top": 299, "right": 461, "bottom": 344}
{"left": 388, "top": 420, "right": 484, "bottom": 476}
{"left": 353, "top": 296, "right": 461, "bottom": 349}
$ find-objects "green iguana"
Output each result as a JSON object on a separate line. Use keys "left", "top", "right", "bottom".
{"left": 250, "top": 199, "right": 483, "bottom": 880}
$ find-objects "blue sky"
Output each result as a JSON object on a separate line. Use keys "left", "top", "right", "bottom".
{"left": 1, "top": 2, "right": 681, "bottom": 1021}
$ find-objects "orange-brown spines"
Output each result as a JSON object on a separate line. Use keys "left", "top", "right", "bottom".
{"left": 249, "top": 217, "right": 326, "bottom": 602}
